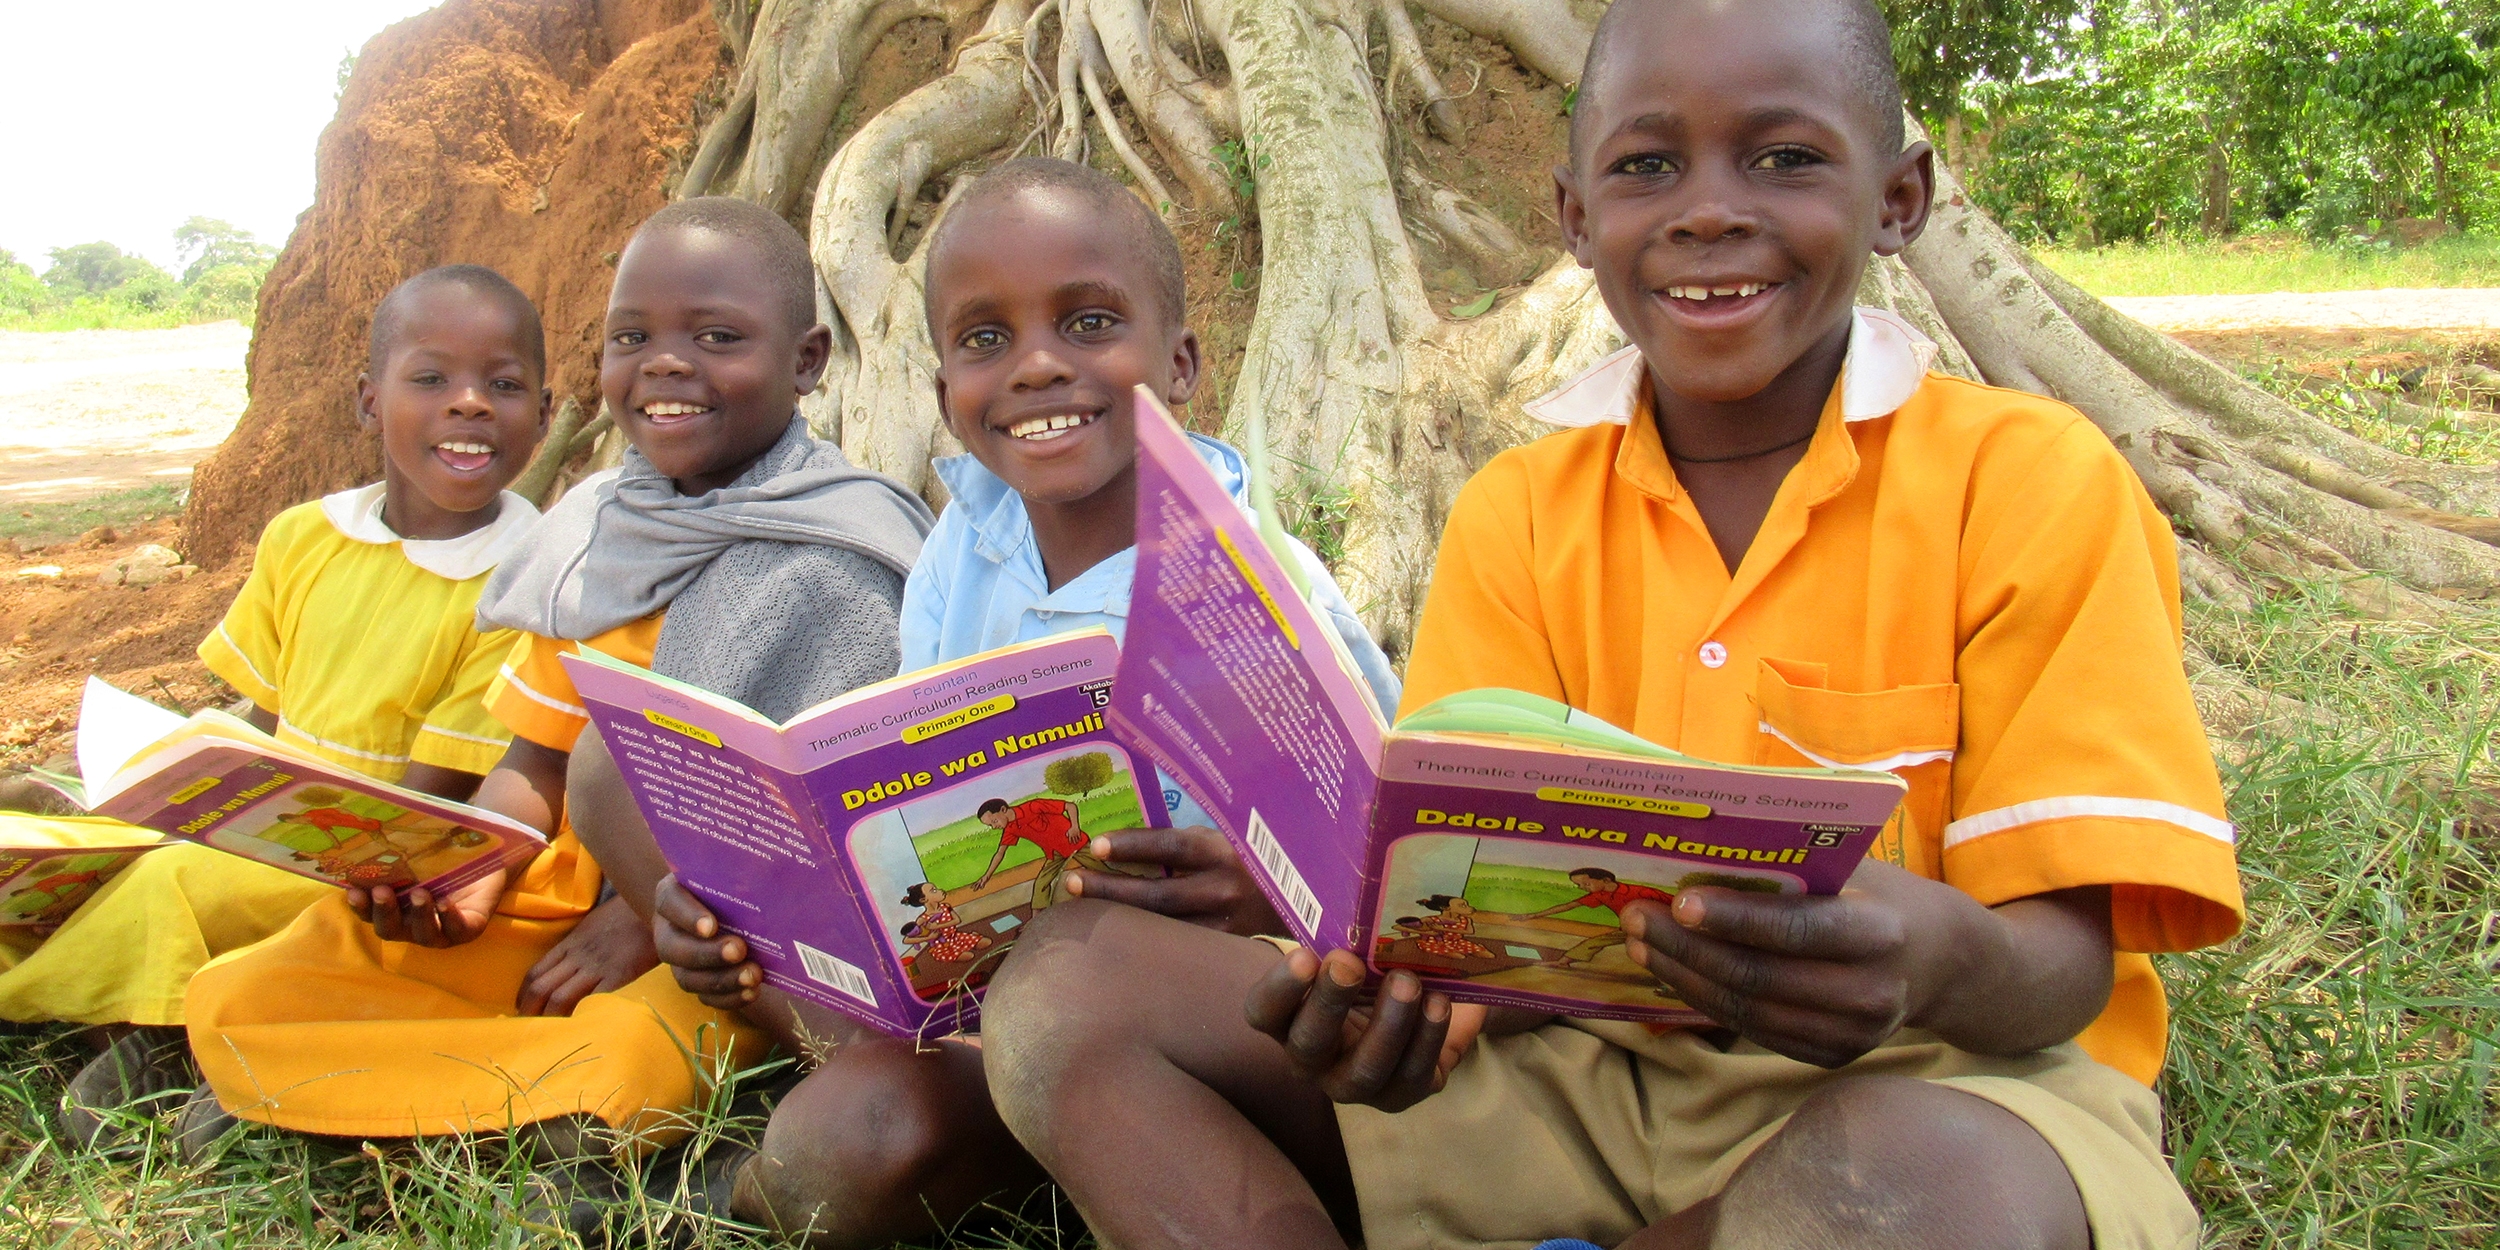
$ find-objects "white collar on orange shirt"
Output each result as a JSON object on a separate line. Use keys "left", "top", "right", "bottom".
{"left": 1521, "top": 306, "right": 1941, "bottom": 429}
{"left": 319, "top": 482, "right": 542, "bottom": 581}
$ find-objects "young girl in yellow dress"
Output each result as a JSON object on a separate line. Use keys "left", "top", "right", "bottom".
{"left": 0, "top": 264, "right": 550, "bottom": 1147}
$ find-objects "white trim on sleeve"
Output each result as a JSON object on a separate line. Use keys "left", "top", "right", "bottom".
{"left": 1756, "top": 721, "right": 1954, "bottom": 774}
{"left": 211, "top": 623, "right": 278, "bottom": 694}
{"left": 1944, "top": 796, "right": 2235, "bottom": 849}
{"left": 497, "top": 663, "right": 588, "bottom": 719}
{"left": 276, "top": 720, "right": 411, "bottom": 765}
{"left": 415, "top": 724, "right": 511, "bottom": 747}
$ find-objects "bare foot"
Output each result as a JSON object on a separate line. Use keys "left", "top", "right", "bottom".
{"left": 517, "top": 894, "right": 658, "bottom": 1017}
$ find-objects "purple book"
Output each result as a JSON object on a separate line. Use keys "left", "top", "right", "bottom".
{"left": 563, "top": 630, "right": 1166, "bottom": 1038}
{"left": 1110, "top": 391, "right": 1909, "bottom": 1023}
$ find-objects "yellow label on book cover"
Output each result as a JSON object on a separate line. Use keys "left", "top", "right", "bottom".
{"left": 170, "top": 776, "right": 221, "bottom": 804}
{"left": 1217, "top": 529, "right": 1299, "bottom": 650}
{"left": 903, "top": 694, "right": 1016, "bottom": 744}
{"left": 1535, "top": 785, "right": 1710, "bottom": 819}
{"left": 644, "top": 709, "right": 723, "bottom": 749}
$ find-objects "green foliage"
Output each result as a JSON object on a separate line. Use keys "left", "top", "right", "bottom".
{"left": 173, "top": 217, "right": 278, "bottom": 285}
{"left": 1882, "top": 0, "right": 2086, "bottom": 121}
{"left": 1206, "top": 135, "right": 1273, "bottom": 292}
{"left": 1950, "top": 0, "right": 2500, "bottom": 243}
{"left": 1043, "top": 752, "right": 1115, "bottom": 797}
{"left": 0, "top": 221, "right": 275, "bottom": 331}
{"left": 43, "top": 242, "right": 163, "bottom": 296}
{"left": 2033, "top": 232, "right": 2500, "bottom": 295}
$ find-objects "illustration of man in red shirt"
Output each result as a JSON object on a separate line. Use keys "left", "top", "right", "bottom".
{"left": 969, "top": 795, "right": 1107, "bottom": 912}
{"left": 1507, "top": 867, "right": 1677, "bottom": 966}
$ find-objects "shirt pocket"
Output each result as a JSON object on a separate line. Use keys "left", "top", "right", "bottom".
{"left": 1751, "top": 658, "right": 1959, "bottom": 876}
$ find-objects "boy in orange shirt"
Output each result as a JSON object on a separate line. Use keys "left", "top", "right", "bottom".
{"left": 978, "top": 1, "right": 2243, "bottom": 1247}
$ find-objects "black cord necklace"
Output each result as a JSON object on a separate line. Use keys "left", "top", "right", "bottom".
{"left": 1663, "top": 424, "right": 1818, "bottom": 464}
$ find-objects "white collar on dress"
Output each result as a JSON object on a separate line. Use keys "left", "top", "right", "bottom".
{"left": 318, "top": 482, "right": 542, "bottom": 581}
{"left": 1521, "top": 306, "right": 1940, "bottom": 429}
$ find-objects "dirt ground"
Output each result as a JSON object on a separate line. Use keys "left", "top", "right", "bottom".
{"left": 2106, "top": 289, "right": 2500, "bottom": 336}
{"left": 0, "top": 323, "right": 250, "bottom": 503}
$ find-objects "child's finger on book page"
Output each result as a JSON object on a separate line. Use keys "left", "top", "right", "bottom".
{"left": 1245, "top": 944, "right": 1322, "bottom": 1039}
{"left": 1283, "top": 951, "right": 1371, "bottom": 1075}
{"left": 1655, "top": 888, "right": 1903, "bottom": 963}
{"left": 1088, "top": 827, "right": 1234, "bottom": 871}
{"left": 652, "top": 874, "right": 720, "bottom": 940}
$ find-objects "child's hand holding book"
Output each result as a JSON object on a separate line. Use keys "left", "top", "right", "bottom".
{"left": 1243, "top": 947, "right": 1490, "bottom": 1114}
{"left": 1061, "top": 826, "right": 1283, "bottom": 937}
{"left": 349, "top": 870, "right": 506, "bottom": 948}
{"left": 1622, "top": 860, "right": 2117, "bottom": 1070}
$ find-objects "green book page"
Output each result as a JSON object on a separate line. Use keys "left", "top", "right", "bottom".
{"left": 1395, "top": 688, "right": 1882, "bottom": 780}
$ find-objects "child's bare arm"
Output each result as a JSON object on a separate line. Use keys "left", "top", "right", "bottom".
{"left": 563, "top": 726, "right": 668, "bottom": 919}
{"left": 1623, "top": 860, "right": 2114, "bottom": 1068}
{"left": 1066, "top": 827, "right": 1283, "bottom": 936}
{"left": 400, "top": 763, "right": 484, "bottom": 803}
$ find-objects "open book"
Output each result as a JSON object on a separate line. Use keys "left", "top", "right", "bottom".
{"left": 1108, "top": 390, "right": 1910, "bottom": 1022}
{"left": 0, "top": 679, "right": 548, "bottom": 929}
{"left": 563, "top": 629, "right": 1165, "bottom": 1037}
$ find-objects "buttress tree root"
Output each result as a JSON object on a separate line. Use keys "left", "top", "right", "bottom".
{"left": 679, "top": 0, "right": 2500, "bottom": 664}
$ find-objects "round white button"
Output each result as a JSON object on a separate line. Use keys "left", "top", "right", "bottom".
{"left": 1697, "top": 641, "right": 1728, "bottom": 668}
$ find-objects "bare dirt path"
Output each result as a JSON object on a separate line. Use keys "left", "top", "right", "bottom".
{"left": 0, "top": 322, "right": 251, "bottom": 503}
{"left": 2104, "top": 288, "right": 2500, "bottom": 336}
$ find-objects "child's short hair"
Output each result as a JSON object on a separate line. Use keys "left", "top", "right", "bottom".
{"left": 901, "top": 882, "right": 932, "bottom": 907}
{"left": 367, "top": 264, "right": 545, "bottom": 377}
{"left": 977, "top": 798, "right": 1010, "bottom": 817}
{"left": 634, "top": 196, "right": 819, "bottom": 333}
{"left": 1419, "top": 893, "right": 1462, "bottom": 911}
{"left": 1570, "top": 867, "right": 1617, "bottom": 882}
{"left": 1570, "top": 0, "right": 1906, "bottom": 161}
{"left": 920, "top": 157, "right": 1187, "bottom": 328}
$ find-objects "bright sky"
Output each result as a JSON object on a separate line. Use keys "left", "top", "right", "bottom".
{"left": 3, "top": 0, "right": 443, "bottom": 273}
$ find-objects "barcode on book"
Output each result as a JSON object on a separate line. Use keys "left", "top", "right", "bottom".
{"left": 794, "top": 940, "right": 877, "bottom": 1007}
{"left": 1245, "top": 809, "right": 1324, "bottom": 937}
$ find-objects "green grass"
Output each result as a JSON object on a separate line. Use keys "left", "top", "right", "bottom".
{"left": 909, "top": 779, "right": 1148, "bottom": 892}
{"left": 2034, "top": 233, "right": 2500, "bottom": 297}
{"left": 0, "top": 484, "right": 189, "bottom": 550}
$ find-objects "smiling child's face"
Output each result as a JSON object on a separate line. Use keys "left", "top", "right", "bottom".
{"left": 1555, "top": 0, "right": 1932, "bottom": 407}
{"left": 927, "top": 186, "right": 1200, "bottom": 510}
{"left": 357, "top": 283, "right": 550, "bottom": 539}
{"left": 602, "top": 225, "right": 832, "bottom": 495}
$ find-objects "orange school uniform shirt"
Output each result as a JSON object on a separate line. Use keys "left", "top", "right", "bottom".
{"left": 487, "top": 615, "right": 666, "bottom": 755}
{"left": 1403, "top": 308, "right": 2244, "bottom": 1085}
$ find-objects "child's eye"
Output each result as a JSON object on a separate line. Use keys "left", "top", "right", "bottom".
{"left": 1611, "top": 153, "right": 1675, "bottom": 177}
{"left": 697, "top": 329, "right": 743, "bottom": 346}
{"left": 411, "top": 372, "right": 445, "bottom": 386}
{"left": 1751, "top": 147, "right": 1821, "bottom": 171}
{"left": 610, "top": 330, "right": 646, "bottom": 347}
{"left": 491, "top": 378, "right": 525, "bottom": 392}
{"left": 1067, "top": 312, "right": 1118, "bottom": 336}
{"left": 959, "top": 328, "right": 1007, "bottom": 352}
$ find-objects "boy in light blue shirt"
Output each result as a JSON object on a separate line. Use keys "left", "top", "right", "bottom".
{"left": 642, "top": 156, "right": 1398, "bottom": 1245}
{"left": 905, "top": 428, "right": 1400, "bottom": 828}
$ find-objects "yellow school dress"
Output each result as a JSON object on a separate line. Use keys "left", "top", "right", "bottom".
{"left": 185, "top": 615, "right": 767, "bottom": 1146}
{"left": 0, "top": 485, "right": 535, "bottom": 1024}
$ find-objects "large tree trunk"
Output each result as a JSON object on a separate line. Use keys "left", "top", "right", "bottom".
{"left": 679, "top": 0, "right": 2500, "bottom": 658}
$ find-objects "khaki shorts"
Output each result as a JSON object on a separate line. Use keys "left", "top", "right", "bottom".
{"left": 1337, "top": 1018, "right": 2196, "bottom": 1250}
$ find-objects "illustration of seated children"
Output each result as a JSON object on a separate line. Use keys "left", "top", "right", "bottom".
{"left": 633, "top": 158, "right": 1403, "bottom": 1247}
{"left": 1406, "top": 895, "right": 1491, "bottom": 959}
{"left": 182, "top": 200, "right": 930, "bottom": 1204}
{"left": 898, "top": 883, "right": 992, "bottom": 965}
{"left": 975, "top": 4, "right": 2246, "bottom": 1249}
{"left": 3, "top": 264, "right": 548, "bottom": 1151}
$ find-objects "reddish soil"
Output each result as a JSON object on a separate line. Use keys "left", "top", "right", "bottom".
{"left": 180, "top": 0, "right": 725, "bottom": 568}
{"left": 0, "top": 520, "right": 246, "bottom": 769}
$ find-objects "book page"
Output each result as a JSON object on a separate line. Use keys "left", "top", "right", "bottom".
{"left": 1108, "top": 390, "right": 1382, "bottom": 948}
{"left": 89, "top": 737, "right": 544, "bottom": 898}
{"left": 1366, "top": 733, "right": 1904, "bottom": 1022}
{"left": 75, "top": 677, "right": 187, "bottom": 798}
{"left": 0, "top": 838, "right": 161, "bottom": 929}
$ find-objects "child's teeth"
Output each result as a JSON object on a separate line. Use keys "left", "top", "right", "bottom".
{"left": 644, "top": 402, "right": 706, "bottom": 416}
{"left": 437, "top": 442, "right": 492, "bottom": 454}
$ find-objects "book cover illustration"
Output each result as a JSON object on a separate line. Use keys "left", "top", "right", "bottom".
{"left": 58, "top": 679, "right": 544, "bottom": 900}
{"left": 564, "top": 630, "right": 1165, "bottom": 1037}
{"left": 0, "top": 839, "right": 160, "bottom": 930}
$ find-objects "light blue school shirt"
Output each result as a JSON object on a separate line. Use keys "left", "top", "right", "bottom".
{"left": 900, "top": 432, "right": 1403, "bottom": 827}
